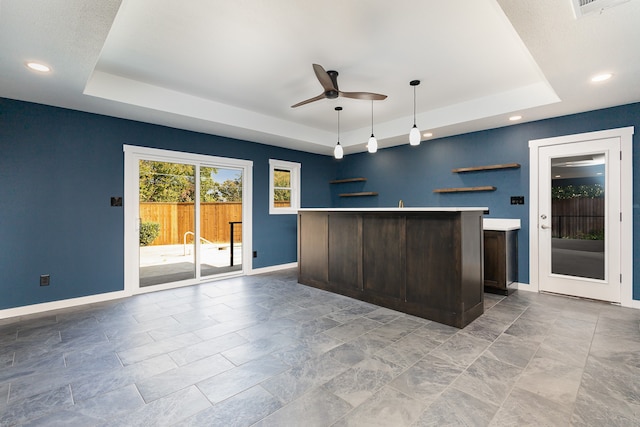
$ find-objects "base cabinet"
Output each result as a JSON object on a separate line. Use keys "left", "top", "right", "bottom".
{"left": 298, "top": 210, "right": 485, "bottom": 328}
{"left": 483, "top": 230, "right": 518, "bottom": 295}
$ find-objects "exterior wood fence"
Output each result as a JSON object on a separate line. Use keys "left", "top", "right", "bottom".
{"left": 551, "top": 198, "right": 604, "bottom": 239}
{"left": 140, "top": 201, "right": 290, "bottom": 245}
{"left": 140, "top": 202, "right": 242, "bottom": 245}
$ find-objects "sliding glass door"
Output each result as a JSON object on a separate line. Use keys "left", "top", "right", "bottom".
{"left": 138, "top": 160, "right": 196, "bottom": 287}
{"left": 124, "top": 146, "right": 252, "bottom": 294}
{"left": 200, "top": 166, "right": 244, "bottom": 278}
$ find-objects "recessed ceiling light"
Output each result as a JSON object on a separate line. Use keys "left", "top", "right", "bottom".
{"left": 26, "top": 62, "right": 51, "bottom": 73}
{"left": 591, "top": 73, "right": 612, "bottom": 83}
{"left": 423, "top": 132, "right": 433, "bottom": 138}
{"left": 555, "top": 175, "right": 562, "bottom": 178}
{"left": 509, "top": 115, "right": 522, "bottom": 121}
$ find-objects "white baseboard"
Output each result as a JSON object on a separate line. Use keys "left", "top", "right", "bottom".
{"left": 250, "top": 262, "right": 297, "bottom": 275}
{"left": 513, "top": 282, "right": 535, "bottom": 292}
{"left": 0, "top": 290, "right": 130, "bottom": 321}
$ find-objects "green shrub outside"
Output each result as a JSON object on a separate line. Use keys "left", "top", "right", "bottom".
{"left": 139, "top": 221, "right": 160, "bottom": 246}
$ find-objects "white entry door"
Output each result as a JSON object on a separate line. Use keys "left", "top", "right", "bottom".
{"left": 537, "top": 138, "right": 621, "bottom": 302}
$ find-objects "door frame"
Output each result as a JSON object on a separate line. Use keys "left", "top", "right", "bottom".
{"left": 123, "top": 145, "right": 253, "bottom": 295}
{"left": 529, "top": 126, "right": 634, "bottom": 307}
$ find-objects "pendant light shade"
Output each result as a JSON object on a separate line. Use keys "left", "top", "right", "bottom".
{"left": 367, "top": 134, "right": 378, "bottom": 153}
{"left": 409, "top": 125, "right": 420, "bottom": 146}
{"left": 409, "top": 80, "right": 421, "bottom": 146}
{"left": 367, "top": 100, "right": 378, "bottom": 153}
{"left": 334, "top": 106, "right": 343, "bottom": 160}
{"left": 334, "top": 142, "right": 343, "bottom": 159}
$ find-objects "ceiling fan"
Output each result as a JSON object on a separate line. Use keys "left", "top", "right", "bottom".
{"left": 291, "top": 64, "right": 387, "bottom": 108}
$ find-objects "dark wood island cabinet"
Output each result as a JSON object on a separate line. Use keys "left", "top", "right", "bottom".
{"left": 298, "top": 208, "right": 487, "bottom": 328}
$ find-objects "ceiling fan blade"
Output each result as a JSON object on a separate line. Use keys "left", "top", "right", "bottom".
{"left": 313, "top": 64, "right": 337, "bottom": 92}
{"left": 340, "top": 91, "right": 388, "bottom": 101}
{"left": 291, "top": 93, "right": 326, "bottom": 108}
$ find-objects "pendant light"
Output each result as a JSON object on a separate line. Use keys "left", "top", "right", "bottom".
{"left": 367, "top": 100, "right": 378, "bottom": 153}
{"left": 333, "top": 106, "right": 344, "bottom": 159}
{"left": 409, "top": 80, "right": 421, "bottom": 146}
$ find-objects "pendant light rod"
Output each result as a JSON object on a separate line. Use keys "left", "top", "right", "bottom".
{"left": 370, "top": 100, "right": 374, "bottom": 134}
{"left": 334, "top": 106, "right": 343, "bottom": 159}
{"left": 368, "top": 100, "right": 378, "bottom": 153}
{"left": 410, "top": 80, "right": 420, "bottom": 126}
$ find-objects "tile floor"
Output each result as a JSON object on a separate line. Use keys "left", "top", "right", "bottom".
{"left": 1, "top": 268, "right": 639, "bottom": 426}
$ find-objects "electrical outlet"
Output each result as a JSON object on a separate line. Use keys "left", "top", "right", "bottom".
{"left": 253, "top": 251, "right": 257, "bottom": 258}
{"left": 40, "top": 274, "right": 50, "bottom": 286}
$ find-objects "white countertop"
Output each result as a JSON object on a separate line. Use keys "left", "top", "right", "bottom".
{"left": 483, "top": 218, "right": 521, "bottom": 231}
{"left": 298, "top": 207, "right": 489, "bottom": 212}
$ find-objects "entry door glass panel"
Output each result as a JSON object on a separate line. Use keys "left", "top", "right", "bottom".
{"left": 538, "top": 137, "right": 620, "bottom": 302}
{"left": 138, "top": 160, "right": 196, "bottom": 287}
{"left": 551, "top": 155, "right": 605, "bottom": 280}
{"left": 200, "top": 166, "right": 243, "bottom": 277}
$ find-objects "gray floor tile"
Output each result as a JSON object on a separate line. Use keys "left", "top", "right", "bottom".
{"left": 261, "top": 352, "right": 348, "bottom": 404}
{"left": 221, "top": 332, "right": 300, "bottom": 365}
{"left": 253, "top": 387, "right": 351, "bottom": 427}
{"left": 0, "top": 385, "right": 73, "bottom": 426}
{"left": 452, "top": 355, "right": 522, "bottom": 406}
{"left": 514, "top": 354, "right": 583, "bottom": 406}
{"left": 389, "top": 355, "right": 464, "bottom": 402}
{"left": 136, "top": 353, "right": 235, "bottom": 402}
{"left": 333, "top": 386, "right": 424, "bottom": 427}
{"left": 490, "top": 387, "right": 572, "bottom": 426}
{"left": 2, "top": 270, "right": 639, "bottom": 426}
{"left": 105, "top": 385, "right": 210, "bottom": 426}
{"left": 483, "top": 332, "right": 539, "bottom": 369}
{"left": 429, "top": 332, "right": 492, "bottom": 369}
{"left": 180, "top": 385, "right": 282, "bottom": 427}
{"left": 571, "top": 384, "right": 640, "bottom": 426}
{"left": 196, "top": 355, "right": 289, "bottom": 404}
{"left": 415, "top": 387, "right": 499, "bottom": 427}
{"left": 324, "top": 317, "right": 381, "bottom": 342}
{"left": 322, "top": 356, "right": 403, "bottom": 407}
{"left": 71, "top": 354, "right": 177, "bottom": 402}
{"left": 168, "top": 332, "right": 247, "bottom": 366}
{"left": 117, "top": 332, "right": 202, "bottom": 366}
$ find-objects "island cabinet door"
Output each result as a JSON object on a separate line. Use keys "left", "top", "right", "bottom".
{"left": 298, "top": 212, "right": 329, "bottom": 284}
{"left": 405, "top": 214, "right": 460, "bottom": 312}
{"left": 328, "top": 214, "right": 363, "bottom": 291}
{"left": 362, "top": 214, "right": 405, "bottom": 302}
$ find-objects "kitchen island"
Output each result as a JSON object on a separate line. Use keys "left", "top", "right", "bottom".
{"left": 297, "top": 208, "right": 487, "bottom": 328}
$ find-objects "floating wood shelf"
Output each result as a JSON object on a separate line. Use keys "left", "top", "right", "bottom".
{"left": 433, "top": 186, "right": 496, "bottom": 193}
{"left": 452, "top": 163, "right": 521, "bottom": 173}
{"left": 330, "top": 177, "right": 367, "bottom": 184}
{"left": 339, "top": 192, "right": 379, "bottom": 197}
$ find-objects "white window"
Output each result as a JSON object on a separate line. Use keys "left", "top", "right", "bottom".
{"left": 269, "top": 159, "right": 301, "bottom": 214}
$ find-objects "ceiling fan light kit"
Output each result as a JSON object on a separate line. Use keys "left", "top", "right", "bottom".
{"left": 409, "top": 80, "right": 421, "bottom": 146}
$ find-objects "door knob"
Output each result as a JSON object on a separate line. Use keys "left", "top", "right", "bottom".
{"left": 541, "top": 224, "right": 551, "bottom": 229}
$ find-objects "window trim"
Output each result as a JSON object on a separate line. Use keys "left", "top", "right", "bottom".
{"left": 269, "top": 159, "right": 301, "bottom": 215}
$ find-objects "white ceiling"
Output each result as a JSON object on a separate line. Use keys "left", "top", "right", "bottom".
{"left": 1, "top": 0, "right": 639, "bottom": 156}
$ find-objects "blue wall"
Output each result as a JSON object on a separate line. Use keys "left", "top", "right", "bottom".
{"left": 333, "top": 102, "right": 640, "bottom": 299}
{"left": 2, "top": 98, "right": 639, "bottom": 311}
{"left": 0, "top": 98, "right": 334, "bottom": 310}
